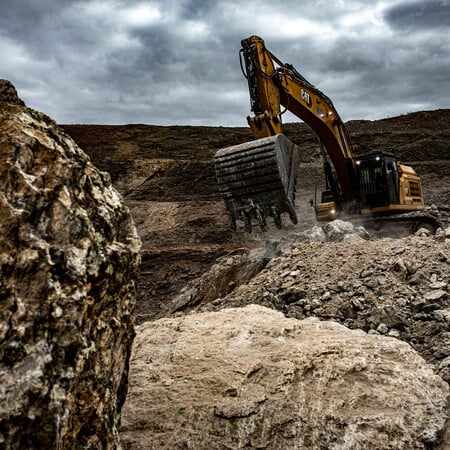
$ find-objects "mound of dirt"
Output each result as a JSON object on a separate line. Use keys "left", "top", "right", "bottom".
{"left": 167, "top": 226, "right": 450, "bottom": 383}
{"left": 62, "top": 110, "right": 450, "bottom": 316}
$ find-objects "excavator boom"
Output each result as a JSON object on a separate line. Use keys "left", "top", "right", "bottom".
{"left": 216, "top": 35, "right": 353, "bottom": 230}
{"left": 240, "top": 36, "right": 356, "bottom": 200}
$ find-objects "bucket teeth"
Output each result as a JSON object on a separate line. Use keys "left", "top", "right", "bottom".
{"left": 215, "top": 134, "right": 299, "bottom": 231}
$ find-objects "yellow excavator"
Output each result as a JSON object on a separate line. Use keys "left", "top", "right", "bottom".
{"left": 215, "top": 35, "right": 438, "bottom": 233}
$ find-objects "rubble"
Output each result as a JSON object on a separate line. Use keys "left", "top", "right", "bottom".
{"left": 169, "top": 225, "right": 450, "bottom": 383}
{"left": 265, "top": 220, "right": 370, "bottom": 255}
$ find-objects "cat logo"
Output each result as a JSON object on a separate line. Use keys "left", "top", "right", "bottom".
{"left": 301, "top": 88, "right": 311, "bottom": 106}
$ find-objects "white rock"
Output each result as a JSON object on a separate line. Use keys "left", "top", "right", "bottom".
{"left": 424, "top": 290, "right": 447, "bottom": 301}
{"left": 121, "top": 305, "right": 449, "bottom": 450}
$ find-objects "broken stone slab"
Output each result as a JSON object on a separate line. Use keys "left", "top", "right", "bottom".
{"left": 415, "top": 227, "right": 433, "bottom": 237}
{"left": 424, "top": 290, "right": 447, "bottom": 301}
{"left": 429, "top": 281, "right": 448, "bottom": 290}
{"left": 167, "top": 248, "right": 264, "bottom": 315}
{"left": 433, "top": 309, "right": 450, "bottom": 323}
{"left": 445, "top": 226, "right": 450, "bottom": 238}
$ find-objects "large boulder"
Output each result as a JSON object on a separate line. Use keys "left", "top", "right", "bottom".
{"left": 120, "top": 305, "right": 449, "bottom": 449}
{"left": 0, "top": 83, "right": 140, "bottom": 448}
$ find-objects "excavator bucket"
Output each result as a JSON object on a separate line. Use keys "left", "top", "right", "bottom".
{"left": 215, "top": 134, "right": 299, "bottom": 232}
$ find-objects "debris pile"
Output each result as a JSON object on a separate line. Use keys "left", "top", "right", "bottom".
{"left": 169, "top": 222, "right": 450, "bottom": 383}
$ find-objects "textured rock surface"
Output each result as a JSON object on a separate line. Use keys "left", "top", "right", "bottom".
{"left": 168, "top": 247, "right": 265, "bottom": 316}
{"left": 0, "top": 84, "right": 140, "bottom": 448}
{"left": 0, "top": 79, "right": 25, "bottom": 106}
{"left": 121, "top": 305, "right": 449, "bottom": 449}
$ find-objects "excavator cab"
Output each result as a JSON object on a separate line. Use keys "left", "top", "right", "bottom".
{"left": 356, "top": 153, "right": 399, "bottom": 211}
{"left": 356, "top": 152, "right": 424, "bottom": 214}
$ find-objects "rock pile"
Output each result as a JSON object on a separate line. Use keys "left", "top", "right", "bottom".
{"left": 121, "top": 305, "right": 449, "bottom": 449}
{"left": 265, "top": 219, "right": 371, "bottom": 255}
{"left": 169, "top": 220, "right": 369, "bottom": 317}
{"left": 169, "top": 222, "right": 450, "bottom": 384}
{"left": 168, "top": 247, "right": 265, "bottom": 316}
{"left": 0, "top": 82, "right": 140, "bottom": 448}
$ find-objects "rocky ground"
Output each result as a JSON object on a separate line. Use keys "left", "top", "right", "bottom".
{"left": 118, "top": 221, "right": 450, "bottom": 449}
{"left": 62, "top": 109, "right": 450, "bottom": 319}
{"left": 168, "top": 222, "right": 450, "bottom": 382}
{"left": 62, "top": 110, "right": 450, "bottom": 448}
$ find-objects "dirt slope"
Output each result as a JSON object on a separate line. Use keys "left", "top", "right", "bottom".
{"left": 62, "top": 109, "right": 450, "bottom": 317}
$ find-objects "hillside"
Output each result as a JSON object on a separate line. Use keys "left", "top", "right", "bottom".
{"left": 62, "top": 110, "right": 450, "bottom": 319}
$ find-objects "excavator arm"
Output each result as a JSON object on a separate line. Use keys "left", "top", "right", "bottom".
{"left": 240, "top": 35, "right": 356, "bottom": 201}
{"left": 215, "top": 35, "right": 357, "bottom": 231}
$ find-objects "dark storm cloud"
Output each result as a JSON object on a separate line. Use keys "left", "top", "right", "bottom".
{"left": 0, "top": 0, "right": 448, "bottom": 125}
{"left": 0, "top": 0, "right": 79, "bottom": 50}
{"left": 317, "top": 23, "right": 450, "bottom": 117}
{"left": 176, "top": 0, "right": 218, "bottom": 20}
{"left": 384, "top": 0, "right": 450, "bottom": 30}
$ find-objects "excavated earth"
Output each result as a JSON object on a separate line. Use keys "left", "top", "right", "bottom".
{"left": 169, "top": 227, "right": 450, "bottom": 381}
{"left": 62, "top": 111, "right": 450, "bottom": 447}
{"left": 62, "top": 109, "right": 450, "bottom": 320}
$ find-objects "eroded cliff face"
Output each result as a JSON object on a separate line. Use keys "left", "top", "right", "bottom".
{"left": 0, "top": 81, "right": 140, "bottom": 449}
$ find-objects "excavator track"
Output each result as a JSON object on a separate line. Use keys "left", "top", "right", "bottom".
{"left": 361, "top": 211, "right": 442, "bottom": 235}
{"left": 215, "top": 134, "right": 299, "bottom": 232}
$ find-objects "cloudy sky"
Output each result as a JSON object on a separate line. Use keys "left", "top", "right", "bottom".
{"left": 1, "top": 0, "right": 449, "bottom": 126}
